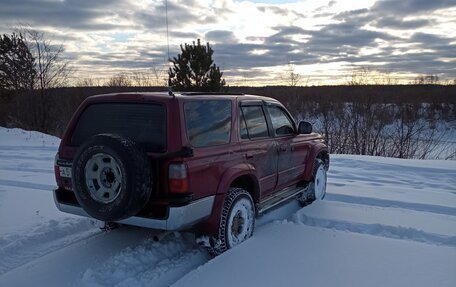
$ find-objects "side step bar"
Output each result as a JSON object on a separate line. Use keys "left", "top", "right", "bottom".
{"left": 258, "top": 186, "right": 306, "bottom": 214}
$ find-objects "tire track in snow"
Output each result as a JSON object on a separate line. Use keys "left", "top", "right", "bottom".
{"left": 0, "top": 179, "right": 55, "bottom": 191}
{"left": 0, "top": 146, "right": 57, "bottom": 151}
{"left": 78, "top": 201, "right": 301, "bottom": 287}
{"left": 0, "top": 167, "right": 53, "bottom": 174}
{"left": 0, "top": 218, "right": 99, "bottom": 275}
{"left": 292, "top": 200, "right": 456, "bottom": 247}
{"left": 79, "top": 233, "right": 210, "bottom": 287}
{"left": 294, "top": 213, "right": 456, "bottom": 247}
{"left": 325, "top": 193, "right": 456, "bottom": 216}
{"left": 0, "top": 154, "right": 54, "bottom": 161}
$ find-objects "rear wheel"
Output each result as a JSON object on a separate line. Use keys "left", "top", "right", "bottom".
{"left": 208, "top": 188, "right": 255, "bottom": 256}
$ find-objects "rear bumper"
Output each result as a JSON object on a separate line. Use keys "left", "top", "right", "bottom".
{"left": 53, "top": 189, "right": 215, "bottom": 230}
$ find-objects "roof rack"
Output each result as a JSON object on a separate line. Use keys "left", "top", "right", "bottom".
{"left": 180, "top": 92, "right": 245, "bottom": 96}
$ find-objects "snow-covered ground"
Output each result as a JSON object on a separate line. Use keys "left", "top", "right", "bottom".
{"left": 0, "top": 127, "right": 455, "bottom": 287}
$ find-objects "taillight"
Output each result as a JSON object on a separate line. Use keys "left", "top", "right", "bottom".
{"left": 168, "top": 163, "right": 189, "bottom": 193}
{"left": 55, "top": 153, "right": 72, "bottom": 189}
{"left": 54, "top": 153, "right": 61, "bottom": 185}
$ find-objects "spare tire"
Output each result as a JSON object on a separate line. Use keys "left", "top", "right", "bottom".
{"left": 72, "top": 134, "right": 152, "bottom": 221}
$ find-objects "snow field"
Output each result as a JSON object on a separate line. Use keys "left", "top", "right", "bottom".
{"left": 0, "top": 127, "right": 455, "bottom": 287}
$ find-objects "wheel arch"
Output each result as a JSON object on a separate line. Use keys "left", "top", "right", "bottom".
{"left": 215, "top": 164, "right": 260, "bottom": 204}
{"left": 229, "top": 174, "right": 260, "bottom": 205}
{"left": 198, "top": 166, "right": 259, "bottom": 235}
{"left": 303, "top": 145, "right": 330, "bottom": 181}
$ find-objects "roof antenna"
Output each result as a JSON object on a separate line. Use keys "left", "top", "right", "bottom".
{"left": 165, "top": 0, "right": 174, "bottom": 97}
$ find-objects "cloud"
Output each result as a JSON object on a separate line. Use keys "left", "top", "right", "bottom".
{"left": 328, "top": 1, "right": 337, "bottom": 7}
{"left": 309, "top": 1, "right": 455, "bottom": 78}
{"left": 409, "top": 32, "right": 456, "bottom": 59}
{"left": 133, "top": 0, "right": 222, "bottom": 31}
{"left": 257, "top": 4, "right": 306, "bottom": 18}
{"left": 170, "top": 31, "right": 200, "bottom": 39}
{"left": 257, "top": 5, "right": 289, "bottom": 16}
{"left": 0, "top": 0, "right": 455, "bottom": 84}
{"left": 371, "top": 0, "right": 456, "bottom": 15}
{"left": 373, "top": 17, "right": 431, "bottom": 29}
{"left": 305, "top": 23, "right": 395, "bottom": 49}
{"left": 0, "top": 0, "right": 140, "bottom": 31}
{"left": 205, "top": 30, "right": 239, "bottom": 44}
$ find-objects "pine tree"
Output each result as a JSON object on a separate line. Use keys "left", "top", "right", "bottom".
{"left": 0, "top": 33, "right": 36, "bottom": 91}
{"left": 169, "top": 39, "right": 225, "bottom": 92}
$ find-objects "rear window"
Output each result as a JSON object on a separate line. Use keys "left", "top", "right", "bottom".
{"left": 71, "top": 103, "right": 166, "bottom": 151}
{"left": 184, "top": 100, "right": 232, "bottom": 147}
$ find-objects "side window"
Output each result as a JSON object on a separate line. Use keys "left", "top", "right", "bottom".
{"left": 267, "top": 106, "right": 295, "bottom": 136}
{"left": 184, "top": 100, "right": 232, "bottom": 147}
{"left": 241, "top": 106, "right": 269, "bottom": 139}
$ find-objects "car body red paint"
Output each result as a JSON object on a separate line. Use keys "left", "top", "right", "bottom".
{"left": 53, "top": 92, "right": 329, "bottom": 236}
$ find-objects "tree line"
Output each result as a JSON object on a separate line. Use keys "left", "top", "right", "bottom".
{"left": 1, "top": 29, "right": 454, "bottom": 160}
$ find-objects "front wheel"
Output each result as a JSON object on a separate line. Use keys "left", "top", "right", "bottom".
{"left": 209, "top": 188, "right": 255, "bottom": 256}
{"left": 313, "top": 160, "right": 327, "bottom": 200}
{"left": 298, "top": 159, "right": 327, "bottom": 206}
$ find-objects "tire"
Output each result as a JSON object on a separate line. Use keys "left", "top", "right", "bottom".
{"left": 72, "top": 134, "right": 152, "bottom": 221}
{"left": 209, "top": 188, "right": 255, "bottom": 256}
{"left": 298, "top": 159, "right": 327, "bottom": 206}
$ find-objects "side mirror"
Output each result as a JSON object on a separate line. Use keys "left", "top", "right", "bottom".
{"left": 298, "top": 121, "right": 312, "bottom": 134}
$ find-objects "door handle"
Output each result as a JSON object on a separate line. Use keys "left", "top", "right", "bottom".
{"left": 245, "top": 153, "right": 254, "bottom": 159}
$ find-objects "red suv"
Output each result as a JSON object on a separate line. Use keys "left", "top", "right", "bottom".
{"left": 54, "top": 92, "right": 329, "bottom": 255}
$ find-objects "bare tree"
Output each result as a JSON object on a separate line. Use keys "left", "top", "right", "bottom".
{"left": 16, "top": 27, "right": 71, "bottom": 131}
{"left": 105, "top": 73, "right": 132, "bottom": 87}
{"left": 346, "top": 66, "right": 371, "bottom": 85}
{"left": 413, "top": 74, "right": 440, "bottom": 85}
{"left": 130, "top": 71, "right": 150, "bottom": 87}
{"left": 20, "top": 29, "right": 71, "bottom": 90}
{"left": 281, "top": 62, "right": 303, "bottom": 86}
{"left": 151, "top": 65, "right": 167, "bottom": 86}
{"left": 75, "top": 77, "right": 101, "bottom": 87}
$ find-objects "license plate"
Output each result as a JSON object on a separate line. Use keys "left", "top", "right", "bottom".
{"left": 59, "top": 166, "right": 72, "bottom": 178}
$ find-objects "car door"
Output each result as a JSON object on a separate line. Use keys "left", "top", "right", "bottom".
{"left": 182, "top": 99, "right": 242, "bottom": 199}
{"left": 239, "top": 102, "right": 278, "bottom": 198}
{"left": 265, "top": 104, "right": 305, "bottom": 189}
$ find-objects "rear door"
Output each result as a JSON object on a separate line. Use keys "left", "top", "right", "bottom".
{"left": 239, "top": 101, "right": 278, "bottom": 198}
{"left": 182, "top": 99, "right": 242, "bottom": 199}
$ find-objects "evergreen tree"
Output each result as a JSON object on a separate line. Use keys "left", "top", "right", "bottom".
{"left": 169, "top": 39, "right": 225, "bottom": 92}
{"left": 0, "top": 33, "right": 36, "bottom": 91}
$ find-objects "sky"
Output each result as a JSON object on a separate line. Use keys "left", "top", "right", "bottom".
{"left": 0, "top": 0, "right": 455, "bottom": 86}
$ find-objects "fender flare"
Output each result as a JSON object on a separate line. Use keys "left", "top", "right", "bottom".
{"left": 303, "top": 144, "right": 329, "bottom": 181}
{"left": 215, "top": 163, "right": 259, "bottom": 198}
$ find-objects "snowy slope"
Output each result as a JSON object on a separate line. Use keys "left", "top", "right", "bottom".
{"left": 0, "top": 127, "right": 455, "bottom": 287}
